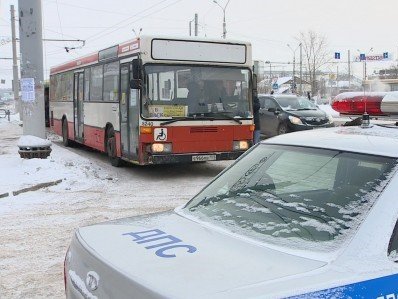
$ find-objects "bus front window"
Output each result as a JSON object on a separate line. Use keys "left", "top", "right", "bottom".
{"left": 142, "top": 65, "right": 252, "bottom": 120}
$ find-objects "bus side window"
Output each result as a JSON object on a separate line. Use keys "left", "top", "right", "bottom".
{"left": 84, "top": 68, "right": 90, "bottom": 101}
{"left": 103, "top": 62, "right": 119, "bottom": 102}
{"left": 91, "top": 65, "right": 103, "bottom": 101}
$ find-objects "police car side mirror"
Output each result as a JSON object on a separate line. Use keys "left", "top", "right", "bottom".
{"left": 252, "top": 74, "right": 257, "bottom": 91}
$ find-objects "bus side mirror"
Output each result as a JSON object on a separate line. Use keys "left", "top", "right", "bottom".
{"left": 130, "top": 79, "right": 141, "bottom": 89}
{"left": 252, "top": 74, "right": 257, "bottom": 91}
{"left": 132, "top": 59, "right": 142, "bottom": 80}
{"left": 252, "top": 74, "right": 258, "bottom": 100}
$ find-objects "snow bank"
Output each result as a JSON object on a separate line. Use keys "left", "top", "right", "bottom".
{"left": 17, "top": 135, "right": 52, "bottom": 147}
{"left": 318, "top": 104, "right": 340, "bottom": 117}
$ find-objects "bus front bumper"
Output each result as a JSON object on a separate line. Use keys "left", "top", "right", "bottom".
{"left": 148, "top": 151, "right": 245, "bottom": 164}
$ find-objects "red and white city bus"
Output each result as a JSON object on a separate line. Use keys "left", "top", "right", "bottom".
{"left": 50, "top": 36, "right": 255, "bottom": 166}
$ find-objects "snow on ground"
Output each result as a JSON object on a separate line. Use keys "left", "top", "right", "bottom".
{"left": 0, "top": 112, "right": 230, "bottom": 298}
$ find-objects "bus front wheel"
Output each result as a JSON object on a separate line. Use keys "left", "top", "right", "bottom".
{"left": 106, "top": 127, "right": 122, "bottom": 167}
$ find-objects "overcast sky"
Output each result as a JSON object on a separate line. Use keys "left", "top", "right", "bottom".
{"left": 0, "top": 0, "right": 397, "bottom": 88}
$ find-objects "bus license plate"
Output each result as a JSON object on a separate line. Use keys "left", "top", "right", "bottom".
{"left": 192, "top": 155, "right": 216, "bottom": 162}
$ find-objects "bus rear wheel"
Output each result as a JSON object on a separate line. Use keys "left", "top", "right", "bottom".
{"left": 62, "top": 119, "right": 70, "bottom": 147}
{"left": 106, "top": 127, "right": 122, "bottom": 167}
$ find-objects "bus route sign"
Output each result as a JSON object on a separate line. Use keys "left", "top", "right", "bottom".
{"left": 148, "top": 105, "right": 188, "bottom": 118}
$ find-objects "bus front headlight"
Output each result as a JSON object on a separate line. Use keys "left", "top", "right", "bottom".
{"left": 151, "top": 143, "right": 172, "bottom": 153}
{"left": 233, "top": 141, "right": 249, "bottom": 151}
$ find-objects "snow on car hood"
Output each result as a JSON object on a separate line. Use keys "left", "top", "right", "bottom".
{"left": 285, "top": 108, "right": 327, "bottom": 119}
{"left": 76, "top": 211, "right": 326, "bottom": 298}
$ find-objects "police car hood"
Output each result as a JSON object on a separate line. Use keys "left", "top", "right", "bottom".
{"left": 76, "top": 211, "right": 327, "bottom": 298}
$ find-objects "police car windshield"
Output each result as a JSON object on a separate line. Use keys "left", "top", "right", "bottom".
{"left": 185, "top": 145, "right": 396, "bottom": 252}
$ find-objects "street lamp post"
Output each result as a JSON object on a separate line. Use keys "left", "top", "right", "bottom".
{"left": 287, "top": 43, "right": 300, "bottom": 93}
{"left": 189, "top": 13, "right": 198, "bottom": 37}
{"left": 213, "top": 0, "right": 231, "bottom": 39}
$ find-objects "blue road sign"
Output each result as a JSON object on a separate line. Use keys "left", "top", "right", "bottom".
{"left": 360, "top": 53, "right": 366, "bottom": 61}
{"left": 383, "top": 52, "right": 389, "bottom": 59}
{"left": 334, "top": 52, "right": 340, "bottom": 59}
{"left": 272, "top": 83, "right": 278, "bottom": 90}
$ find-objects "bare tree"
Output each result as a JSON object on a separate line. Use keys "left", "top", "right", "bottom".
{"left": 297, "top": 31, "right": 330, "bottom": 95}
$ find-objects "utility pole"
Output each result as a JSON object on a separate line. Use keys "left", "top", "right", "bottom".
{"left": 292, "top": 55, "right": 296, "bottom": 93}
{"left": 10, "top": 5, "right": 20, "bottom": 117}
{"left": 348, "top": 49, "right": 351, "bottom": 89}
{"left": 299, "top": 43, "right": 302, "bottom": 95}
{"left": 18, "top": 0, "right": 46, "bottom": 139}
{"left": 287, "top": 44, "right": 299, "bottom": 93}
{"left": 213, "top": 0, "right": 230, "bottom": 39}
{"left": 189, "top": 14, "right": 198, "bottom": 37}
{"left": 194, "top": 13, "right": 198, "bottom": 37}
{"left": 336, "top": 65, "right": 339, "bottom": 94}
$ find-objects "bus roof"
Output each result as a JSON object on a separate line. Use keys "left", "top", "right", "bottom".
{"left": 50, "top": 35, "right": 252, "bottom": 75}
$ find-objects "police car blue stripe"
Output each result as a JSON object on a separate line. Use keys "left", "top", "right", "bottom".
{"left": 288, "top": 273, "right": 398, "bottom": 299}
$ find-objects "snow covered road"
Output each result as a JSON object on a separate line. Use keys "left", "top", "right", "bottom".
{"left": 0, "top": 118, "right": 231, "bottom": 298}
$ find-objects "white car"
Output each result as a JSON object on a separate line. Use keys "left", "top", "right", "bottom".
{"left": 65, "top": 124, "right": 398, "bottom": 299}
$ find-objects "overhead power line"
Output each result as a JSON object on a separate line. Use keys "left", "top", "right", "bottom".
{"left": 85, "top": 0, "right": 182, "bottom": 43}
{"left": 44, "top": 27, "right": 81, "bottom": 40}
{"left": 54, "top": 0, "right": 64, "bottom": 39}
{"left": 43, "top": 0, "right": 132, "bottom": 16}
{"left": 84, "top": 0, "right": 170, "bottom": 41}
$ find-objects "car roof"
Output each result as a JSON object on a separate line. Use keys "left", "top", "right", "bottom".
{"left": 258, "top": 93, "right": 299, "bottom": 99}
{"left": 262, "top": 125, "right": 398, "bottom": 158}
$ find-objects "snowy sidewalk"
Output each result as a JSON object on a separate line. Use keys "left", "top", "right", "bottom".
{"left": 0, "top": 116, "right": 221, "bottom": 298}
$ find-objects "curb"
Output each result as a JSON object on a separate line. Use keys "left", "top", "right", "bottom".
{"left": 0, "top": 179, "right": 63, "bottom": 198}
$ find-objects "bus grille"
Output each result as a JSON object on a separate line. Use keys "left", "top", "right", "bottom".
{"left": 190, "top": 127, "right": 218, "bottom": 133}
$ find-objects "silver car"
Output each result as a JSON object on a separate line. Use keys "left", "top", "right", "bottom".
{"left": 65, "top": 125, "right": 398, "bottom": 298}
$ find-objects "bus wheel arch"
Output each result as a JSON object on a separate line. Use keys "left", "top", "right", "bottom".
{"left": 105, "top": 124, "right": 122, "bottom": 167}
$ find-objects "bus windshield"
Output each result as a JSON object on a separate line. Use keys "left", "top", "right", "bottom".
{"left": 142, "top": 65, "right": 252, "bottom": 120}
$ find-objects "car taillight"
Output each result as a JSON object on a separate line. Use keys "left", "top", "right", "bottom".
{"left": 332, "top": 95, "right": 385, "bottom": 116}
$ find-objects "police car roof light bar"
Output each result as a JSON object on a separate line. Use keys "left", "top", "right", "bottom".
{"left": 332, "top": 91, "right": 398, "bottom": 116}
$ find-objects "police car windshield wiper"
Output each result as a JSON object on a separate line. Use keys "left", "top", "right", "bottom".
{"left": 160, "top": 116, "right": 214, "bottom": 126}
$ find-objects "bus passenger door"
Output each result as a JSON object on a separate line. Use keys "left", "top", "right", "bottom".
{"left": 73, "top": 72, "right": 84, "bottom": 142}
{"left": 120, "top": 63, "right": 139, "bottom": 161}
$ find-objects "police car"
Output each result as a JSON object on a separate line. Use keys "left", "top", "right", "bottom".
{"left": 65, "top": 123, "right": 398, "bottom": 299}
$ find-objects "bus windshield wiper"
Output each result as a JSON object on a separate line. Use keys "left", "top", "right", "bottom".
{"left": 210, "top": 112, "right": 243, "bottom": 124}
{"left": 160, "top": 116, "right": 214, "bottom": 126}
